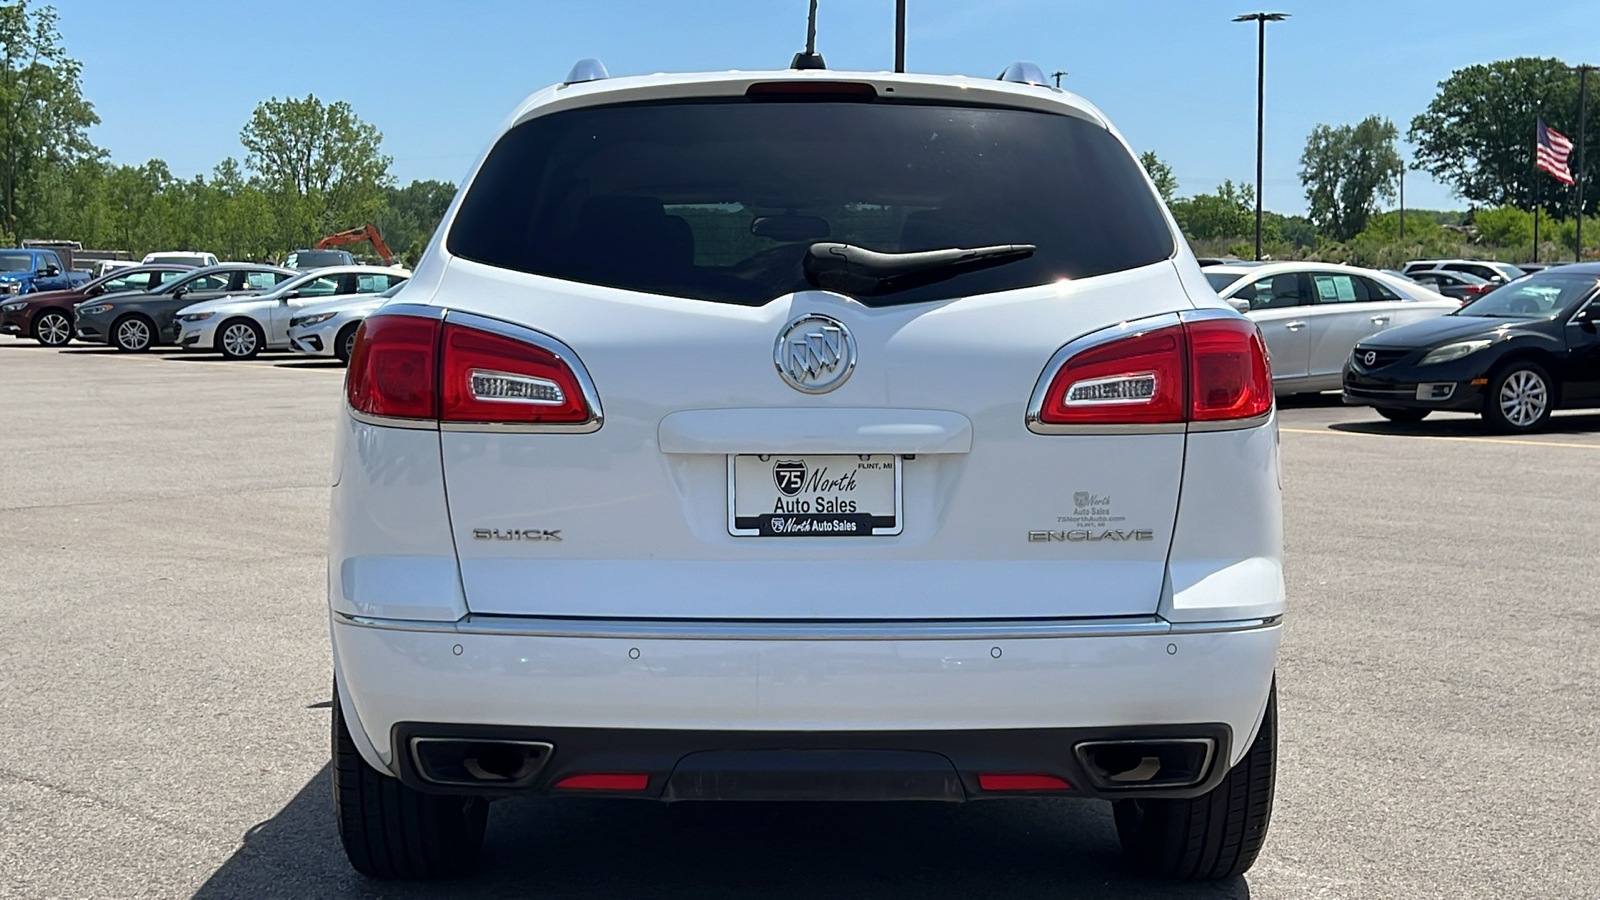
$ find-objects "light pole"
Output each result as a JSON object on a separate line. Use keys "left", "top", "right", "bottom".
{"left": 1576, "top": 64, "right": 1595, "bottom": 261}
{"left": 1234, "top": 12, "right": 1289, "bottom": 261}
{"left": 894, "top": 0, "right": 906, "bottom": 73}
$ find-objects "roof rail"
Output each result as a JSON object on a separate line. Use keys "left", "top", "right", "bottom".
{"left": 997, "top": 61, "right": 1051, "bottom": 87}
{"left": 564, "top": 58, "right": 609, "bottom": 86}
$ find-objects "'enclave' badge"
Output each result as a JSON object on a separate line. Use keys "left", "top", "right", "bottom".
{"left": 775, "top": 314, "right": 856, "bottom": 393}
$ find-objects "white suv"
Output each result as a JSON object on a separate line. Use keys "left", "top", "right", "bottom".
{"left": 329, "top": 61, "right": 1284, "bottom": 881}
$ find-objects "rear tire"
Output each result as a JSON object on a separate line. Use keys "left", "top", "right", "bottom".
{"left": 33, "top": 309, "right": 72, "bottom": 346}
{"left": 1375, "top": 407, "right": 1428, "bottom": 423}
{"left": 332, "top": 690, "right": 488, "bottom": 879}
{"left": 335, "top": 322, "right": 360, "bottom": 365}
{"left": 111, "top": 315, "right": 155, "bottom": 352}
{"left": 1113, "top": 681, "right": 1276, "bottom": 880}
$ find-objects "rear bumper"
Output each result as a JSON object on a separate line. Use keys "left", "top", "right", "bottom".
{"left": 331, "top": 613, "right": 1280, "bottom": 797}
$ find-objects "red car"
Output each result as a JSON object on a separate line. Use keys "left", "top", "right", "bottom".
{"left": 0, "top": 264, "right": 193, "bottom": 346}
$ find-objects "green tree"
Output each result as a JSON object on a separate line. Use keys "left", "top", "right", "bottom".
{"left": 1138, "top": 151, "right": 1177, "bottom": 204}
{"left": 375, "top": 179, "right": 456, "bottom": 265}
{"left": 1409, "top": 58, "right": 1592, "bottom": 216}
{"left": 0, "top": 1, "right": 101, "bottom": 237}
{"left": 1170, "top": 180, "right": 1257, "bottom": 242}
{"left": 239, "top": 94, "right": 393, "bottom": 244}
{"left": 1299, "top": 116, "right": 1402, "bottom": 241}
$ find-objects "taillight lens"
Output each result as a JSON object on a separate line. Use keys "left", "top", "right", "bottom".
{"left": 440, "top": 323, "right": 590, "bottom": 424}
{"left": 347, "top": 315, "right": 440, "bottom": 419}
{"left": 1036, "top": 315, "right": 1271, "bottom": 427}
{"left": 346, "top": 314, "right": 594, "bottom": 426}
{"left": 1038, "top": 325, "right": 1188, "bottom": 425}
{"left": 1186, "top": 317, "right": 1273, "bottom": 421}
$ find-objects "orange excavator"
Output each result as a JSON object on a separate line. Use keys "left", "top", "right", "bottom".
{"left": 316, "top": 225, "right": 396, "bottom": 266}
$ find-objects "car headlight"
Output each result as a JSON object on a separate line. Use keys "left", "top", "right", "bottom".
{"left": 78, "top": 304, "right": 113, "bottom": 315}
{"left": 1419, "top": 339, "right": 1492, "bottom": 366}
{"left": 0, "top": 300, "right": 26, "bottom": 312}
{"left": 292, "top": 312, "right": 337, "bottom": 327}
{"left": 179, "top": 312, "right": 215, "bottom": 322}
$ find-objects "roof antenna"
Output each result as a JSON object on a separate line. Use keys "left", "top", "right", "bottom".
{"left": 791, "top": 0, "right": 826, "bottom": 69}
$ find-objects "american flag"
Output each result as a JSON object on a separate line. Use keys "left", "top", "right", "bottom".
{"left": 1536, "top": 119, "right": 1576, "bottom": 186}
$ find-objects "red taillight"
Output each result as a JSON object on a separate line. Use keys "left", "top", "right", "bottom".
{"left": 1186, "top": 317, "right": 1273, "bottom": 422}
{"left": 554, "top": 773, "right": 650, "bottom": 791}
{"left": 978, "top": 774, "right": 1072, "bottom": 791}
{"left": 440, "top": 323, "right": 590, "bottom": 424}
{"left": 1037, "top": 325, "right": 1188, "bottom": 425}
{"left": 1035, "top": 315, "right": 1272, "bottom": 427}
{"left": 346, "top": 315, "right": 440, "bottom": 419}
{"left": 346, "top": 314, "right": 595, "bottom": 426}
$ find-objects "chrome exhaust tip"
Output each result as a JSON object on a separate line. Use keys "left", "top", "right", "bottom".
{"left": 409, "top": 737, "right": 554, "bottom": 788}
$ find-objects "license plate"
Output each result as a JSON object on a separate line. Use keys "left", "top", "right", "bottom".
{"left": 728, "top": 454, "right": 902, "bottom": 537}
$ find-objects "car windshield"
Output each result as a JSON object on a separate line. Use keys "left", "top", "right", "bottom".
{"left": 1458, "top": 272, "right": 1599, "bottom": 318}
{"left": 1204, "top": 272, "right": 1241, "bottom": 292}
{"left": 0, "top": 252, "right": 34, "bottom": 272}
{"left": 1494, "top": 264, "right": 1527, "bottom": 280}
{"left": 448, "top": 99, "right": 1175, "bottom": 307}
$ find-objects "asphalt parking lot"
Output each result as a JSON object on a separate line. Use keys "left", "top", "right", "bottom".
{"left": 2, "top": 343, "right": 1597, "bottom": 900}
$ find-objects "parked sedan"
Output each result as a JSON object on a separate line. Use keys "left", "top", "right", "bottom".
{"left": 176, "top": 265, "right": 409, "bottom": 359}
{"left": 75, "top": 263, "right": 297, "bottom": 351}
{"left": 1, "top": 264, "right": 191, "bottom": 346}
{"left": 1204, "top": 262, "right": 1460, "bottom": 394}
{"left": 286, "top": 281, "right": 406, "bottom": 363}
{"left": 1403, "top": 269, "right": 1494, "bottom": 303}
{"left": 1345, "top": 266, "right": 1600, "bottom": 431}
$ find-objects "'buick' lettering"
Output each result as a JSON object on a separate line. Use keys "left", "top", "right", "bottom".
{"left": 1028, "top": 529, "right": 1154, "bottom": 543}
{"left": 473, "top": 528, "right": 562, "bottom": 542}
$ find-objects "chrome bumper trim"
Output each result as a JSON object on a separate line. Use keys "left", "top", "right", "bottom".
{"left": 334, "top": 611, "right": 1281, "bottom": 641}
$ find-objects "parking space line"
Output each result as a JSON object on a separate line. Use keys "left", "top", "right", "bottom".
{"left": 1279, "top": 426, "right": 1600, "bottom": 450}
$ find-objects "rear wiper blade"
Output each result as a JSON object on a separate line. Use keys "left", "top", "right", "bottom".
{"left": 802, "top": 242, "right": 1036, "bottom": 298}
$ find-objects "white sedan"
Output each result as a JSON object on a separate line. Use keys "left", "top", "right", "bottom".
{"left": 176, "top": 265, "right": 409, "bottom": 359}
{"left": 1204, "top": 262, "right": 1460, "bottom": 395}
{"left": 286, "top": 282, "right": 405, "bottom": 364}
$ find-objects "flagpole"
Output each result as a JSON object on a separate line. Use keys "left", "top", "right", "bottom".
{"left": 1578, "top": 66, "right": 1592, "bottom": 262}
{"left": 1534, "top": 112, "right": 1541, "bottom": 264}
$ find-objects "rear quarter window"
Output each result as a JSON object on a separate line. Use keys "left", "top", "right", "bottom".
{"left": 448, "top": 99, "right": 1175, "bottom": 307}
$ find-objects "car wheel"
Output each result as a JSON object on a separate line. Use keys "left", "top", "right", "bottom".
{"left": 111, "top": 315, "right": 155, "bottom": 352}
{"left": 1484, "top": 362, "right": 1554, "bottom": 433}
{"left": 335, "top": 322, "right": 360, "bottom": 365}
{"left": 332, "top": 690, "right": 487, "bottom": 879}
{"left": 217, "top": 319, "right": 264, "bottom": 359}
{"left": 33, "top": 309, "right": 72, "bottom": 347}
{"left": 1113, "top": 681, "right": 1276, "bottom": 880}
{"left": 1375, "top": 407, "right": 1429, "bottom": 423}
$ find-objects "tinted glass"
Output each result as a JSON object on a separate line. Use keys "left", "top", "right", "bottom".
{"left": 101, "top": 271, "right": 156, "bottom": 293}
{"left": 1232, "top": 273, "right": 1304, "bottom": 310}
{"left": 1205, "top": 272, "right": 1240, "bottom": 292}
{"left": 1361, "top": 276, "right": 1400, "bottom": 300}
{"left": 289, "top": 250, "right": 354, "bottom": 268}
{"left": 169, "top": 272, "right": 230, "bottom": 292}
{"left": 1459, "top": 272, "right": 1599, "bottom": 318}
{"left": 449, "top": 100, "right": 1175, "bottom": 307}
{"left": 0, "top": 253, "right": 33, "bottom": 272}
{"left": 298, "top": 275, "right": 345, "bottom": 298}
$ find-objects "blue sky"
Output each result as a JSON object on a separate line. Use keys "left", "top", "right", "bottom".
{"left": 56, "top": 0, "right": 1600, "bottom": 215}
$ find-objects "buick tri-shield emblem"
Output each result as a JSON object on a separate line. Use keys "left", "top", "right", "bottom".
{"left": 775, "top": 314, "right": 856, "bottom": 393}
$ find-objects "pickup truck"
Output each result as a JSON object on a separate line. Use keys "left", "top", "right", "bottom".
{"left": 0, "top": 248, "right": 91, "bottom": 295}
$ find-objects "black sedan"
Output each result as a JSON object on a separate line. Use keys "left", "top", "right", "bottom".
{"left": 1343, "top": 265, "right": 1600, "bottom": 432}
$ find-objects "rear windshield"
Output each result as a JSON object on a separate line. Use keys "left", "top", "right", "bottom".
{"left": 289, "top": 250, "right": 354, "bottom": 268}
{"left": 448, "top": 100, "right": 1175, "bottom": 307}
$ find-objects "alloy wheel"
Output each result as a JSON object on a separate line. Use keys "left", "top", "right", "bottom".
{"left": 117, "top": 318, "right": 151, "bottom": 351}
{"left": 37, "top": 311, "right": 71, "bottom": 346}
{"left": 343, "top": 329, "right": 358, "bottom": 361}
{"left": 222, "top": 323, "right": 257, "bottom": 358}
{"left": 1498, "top": 369, "right": 1548, "bottom": 428}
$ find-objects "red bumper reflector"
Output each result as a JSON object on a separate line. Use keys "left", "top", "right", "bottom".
{"left": 978, "top": 774, "right": 1072, "bottom": 791}
{"left": 554, "top": 773, "right": 650, "bottom": 791}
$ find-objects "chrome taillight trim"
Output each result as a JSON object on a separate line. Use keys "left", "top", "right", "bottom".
{"left": 1025, "top": 308, "right": 1274, "bottom": 436}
